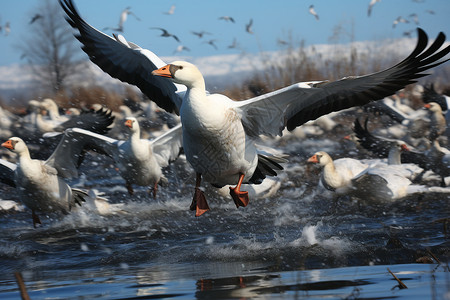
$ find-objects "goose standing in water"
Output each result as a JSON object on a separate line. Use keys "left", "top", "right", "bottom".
{"left": 307, "top": 151, "right": 368, "bottom": 193}
{"left": 424, "top": 102, "right": 447, "bottom": 142}
{"left": 60, "top": 0, "right": 450, "bottom": 216}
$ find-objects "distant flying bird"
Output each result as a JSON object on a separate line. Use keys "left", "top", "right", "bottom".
{"left": 104, "top": 6, "right": 140, "bottom": 32}
{"left": 173, "top": 45, "right": 190, "bottom": 54}
{"left": 151, "top": 27, "right": 180, "bottom": 42}
{"left": 309, "top": 5, "right": 319, "bottom": 20}
{"left": 164, "top": 5, "right": 176, "bottom": 15}
{"left": 191, "top": 31, "right": 211, "bottom": 39}
{"left": 29, "top": 14, "right": 43, "bottom": 24}
{"left": 425, "top": 10, "right": 435, "bottom": 15}
{"left": 203, "top": 39, "right": 218, "bottom": 50}
{"left": 392, "top": 16, "right": 409, "bottom": 28}
{"left": 219, "top": 16, "right": 235, "bottom": 23}
{"left": 408, "top": 13, "right": 419, "bottom": 25}
{"left": 403, "top": 29, "right": 415, "bottom": 37}
{"left": 4, "top": 22, "right": 10, "bottom": 36}
{"left": 245, "top": 18, "right": 253, "bottom": 34}
{"left": 228, "top": 38, "right": 238, "bottom": 49}
{"left": 277, "top": 38, "right": 289, "bottom": 46}
{"left": 367, "top": 0, "right": 381, "bottom": 17}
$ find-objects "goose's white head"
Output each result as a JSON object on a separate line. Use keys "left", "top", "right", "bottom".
{"left": 307, "top": 151, "right": 332, "bottom": 167}
{"left": 2, "top": 137, "right": 27, "bottom": 154}
{"left": 424, "top": 102, "right": 443, "bottom": 113}
{"left": 152, "top": 61, "right": 204, "bottom": 89}
{"left": 124, "top": 117, "right": 139, "bottom": 133}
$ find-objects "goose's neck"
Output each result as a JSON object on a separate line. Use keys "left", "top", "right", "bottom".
{"left": 129, "top": 130, "right": 141, "bottom": 144}
{"left": 48, "top": 108, "right": 60, "bottom": 120}
{"left": 188, "top": 76, "right": 206, "bottom": 91}
{"left": 432, "top": 139, "right": 442, "bottom": 151}
{"left": 17, "top": 148, "right": 32, "bottom": 164}
{"left": 321, "top": 161, "right": 342, "bottom": 190}
{"left": 388, "top": 148, "right": 401, "bottom": 165}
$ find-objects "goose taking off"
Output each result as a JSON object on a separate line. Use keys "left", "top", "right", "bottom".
{"left": 60, "top": 0, "right": 450, "bottom": 216}
{"left": 50, "top": 118, "right": 183, "bottom": 198}
{"left": 1, "top": 138, "right": 89, "bottom": 227}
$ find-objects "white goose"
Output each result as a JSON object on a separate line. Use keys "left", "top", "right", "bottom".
{"left": 50, "top": 117, "right": 183, "bottom": 197}
{"left": 349, "top": 142, "right": 432, "bottom": 201}
{"left": 60, "top": 0, "right": 450, "bottom": 216}
{"left": 1, "top": 138, "right": 90, "bottom": 227}
{"left": 153, "top": 61, "right": 288, "bottom": 215}
{"left": 40, "top": 98, "right": 69, "bottom": 123}
{"left": 424, "top": 102, "right": 446, "bottom": 142}
{"left": 307, "top": 151, "right": 369, "bottom": 193}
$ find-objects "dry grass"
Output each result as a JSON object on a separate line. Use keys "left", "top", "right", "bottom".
{"left": 2, "top": 41, "right": 450, "bottom": 113}
{"left": 222, "top": 41, "right": 450, "bottom": 101}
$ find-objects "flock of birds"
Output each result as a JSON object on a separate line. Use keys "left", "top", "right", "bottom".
{"left": 0, "top": 17, "right": 10, "bottom": 36}
{"left": 0, "top": 0, "right": 449, "bottom": 228}
{"left": 0, "top": 0, "right": 439, "bottom": 56}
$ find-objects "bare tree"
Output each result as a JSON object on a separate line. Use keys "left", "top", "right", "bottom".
{"left": 18, "top": 0, "right": 79, "bottom": 94}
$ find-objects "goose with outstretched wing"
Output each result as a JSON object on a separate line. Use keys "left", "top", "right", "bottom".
{"left": 59, "top": 0, "right": 450, "bottom": 216}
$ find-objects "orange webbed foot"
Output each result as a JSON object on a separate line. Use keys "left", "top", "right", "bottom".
{"left": 229, "top": 186, "right": 249, "bottom": 208}
{"left": 190, "top": 187, "right": 210, "bottom": 217}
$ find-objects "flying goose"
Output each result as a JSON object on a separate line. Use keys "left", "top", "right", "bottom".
{"left": 60, "top": 0, "right": 450, "bottom": 215}
{"left": 49, "top": 118, "right": 183, "bottom": 197}
{"left": 1, "top": 138, "right": 90, "bottom": 227}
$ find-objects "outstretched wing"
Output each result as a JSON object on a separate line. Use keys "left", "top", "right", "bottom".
{"left": 54, "top": 108, "right": 115, "bottom": 134}
{"left": 353, "top": 118, "right": 396, "bottom": 158}
{"left": 45, "top": 127, "right": 122, "bottom": 179}
{"left": 150, "top": 123, "right": 183, "bottom": 168}
{"left": 352, "top": 118, "right": 430, "bottom": 168}
{"left": 59, "top": 0, "right": 184, "bottom": 114}
{"left": 0, "top": 159, "right": 16, "bottom": 187}
{"left": 236, "top": 28, "right": 450, "bottom": 137}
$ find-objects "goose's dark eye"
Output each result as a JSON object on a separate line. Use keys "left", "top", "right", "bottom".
{"left": 179, "top": 66, "right": 183, "bottom": 70}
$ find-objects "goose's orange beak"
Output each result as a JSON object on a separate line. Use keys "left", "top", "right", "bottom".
{"left": 424, "top": 103, "right": 431, "bottom": 109}
{"left": 124, "top": 119, "right": 133, "bottom": 128}
{"left": 1, "top": 140, "right": 13, "bottom": 150}
{"left": 152, "top": 65, "right": 172, "bottom": 78}
{"left": 401, "top": 144, "right": 410, "bottom": 152}
{"left": 307, "top": 154, "right": 319, "bottom": 163}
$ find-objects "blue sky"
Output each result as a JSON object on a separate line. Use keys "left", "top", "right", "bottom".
{"left": 0, "top": 0, "right": 449, "bottom": 67}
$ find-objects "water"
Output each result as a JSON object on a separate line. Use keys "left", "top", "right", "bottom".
{"left": 0, "top": 122, "right": 449, "bottom": 299}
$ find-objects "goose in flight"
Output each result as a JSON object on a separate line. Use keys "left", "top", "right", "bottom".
{"left": 173, "top": 45, "right": 190, "bottom": 54}
{"left": 393, "top": 16, "right": 409, "bottom": 28}
{"left": 203, "top": 39, "right": 218, "bottom": 50}
{"left": 367, "top": 0, "right": 381, "bottom": 17}
{"left": 51, "top": 118, "right": 183, "bottom": 197}
{"left": 60, "top": 0, "right": 450, "bottom": 216}
{"left": 1, "top": 138, "right": 90, "bottom": 227}
{"left": 103, "top": 6, "right": 140, "bottom": 32}
{"left": 164, "top": 5, "right": 176, "bottom": 15}
{"left": 245, "top": 19, "right": 253, "bottom": 34}
{"left": 191, "top": 31, "right": 211, "bottom": 39}
{"left": 218, "top": 16, "right": 235, "bottom": 23}
{"left": 29, "top": 14, "right": 43, "bottom": 25}
{"left": 36, "top": 106, "right": 114, "bottom": 135}
{"left": 353, "top": 118, "right": 450, "bottom": 186}
{"left": 151, "top": 27, "right": 180, "bottom": 42}
{"left": 309, "top": 5, "right": 319, "bottom": 21}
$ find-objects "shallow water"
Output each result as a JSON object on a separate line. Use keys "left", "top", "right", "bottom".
{"left": 0, "top": 125, "right": 449, "bottom": 299}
